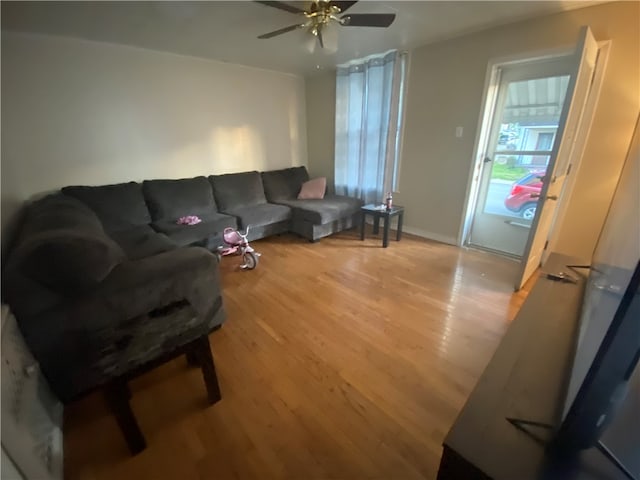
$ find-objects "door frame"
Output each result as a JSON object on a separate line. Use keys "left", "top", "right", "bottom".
{"left": 458, "top": 42, "right": 610, "bottom": 258}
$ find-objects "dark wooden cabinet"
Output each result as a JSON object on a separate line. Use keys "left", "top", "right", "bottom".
{"left": 437, "top": 254, "right": 638, "bottom": 480}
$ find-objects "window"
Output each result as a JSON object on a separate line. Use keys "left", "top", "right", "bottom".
{"left": 334, "top": 50, "right": 407, "bottom": 204}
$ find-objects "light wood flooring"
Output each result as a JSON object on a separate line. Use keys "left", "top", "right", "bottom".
{"left": 65, "top": 229, "right": 535, "bottom": 480}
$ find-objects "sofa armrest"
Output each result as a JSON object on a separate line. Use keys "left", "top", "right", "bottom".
{"left": 75, "top": 246, "right": 223, "bottom": 328}
{"left": 15, "top": 247, "right": 225, "bottom": 401}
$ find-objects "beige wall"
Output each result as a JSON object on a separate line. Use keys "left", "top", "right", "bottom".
{"left": 306, "top": 1, "right": 640, "bottom": 256}
{"left": 305, "top": 71, "right": 337, "bottom": 192}
{"left": 1, "top": 32, "right": 307, "bottom": 236}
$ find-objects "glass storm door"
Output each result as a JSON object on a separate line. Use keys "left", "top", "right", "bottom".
{"left": 468, "top": 58, "right": 572, "bottom": 257}
{"left": 515, "top": 26, "right": 599, "bottom": 289}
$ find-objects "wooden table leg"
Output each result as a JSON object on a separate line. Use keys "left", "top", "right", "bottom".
{"left": 104, "top": 380, "right": 147, "bottom": 455}
{"left": 186, "top": 350, "right": 200, "bottom": 367}
{"left": 383, "top": 215, "right": 390, "bottom": 248}
{"left": 192, "top": 335, "right": 222, "bottom": 405}
{"left": 360, "top": 212, "right": 366, "bottom": 240}
{"left": 397, "top": 212, "right": 403, "bottom": 241}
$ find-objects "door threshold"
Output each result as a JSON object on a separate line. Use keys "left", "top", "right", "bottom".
{"left": 465, "top": 243, "right": 522, "bottom": 262}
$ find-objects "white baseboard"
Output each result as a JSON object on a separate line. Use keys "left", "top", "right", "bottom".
{"left": 363, "top": 218, "right": 458, "bottom": 246}
{"left": 401, "top": 225, "right": 458, "bottom": 246}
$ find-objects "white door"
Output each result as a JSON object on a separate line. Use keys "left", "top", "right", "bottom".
{"left": 516, "top": 26, "right": 599, "bottom": 289}
{"left": 468, "top": 58, "right": 573, "bottom": 257}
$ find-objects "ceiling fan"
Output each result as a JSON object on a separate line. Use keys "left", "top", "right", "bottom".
{"left": 255, "top": 1, "right": 396, "bottom": 50}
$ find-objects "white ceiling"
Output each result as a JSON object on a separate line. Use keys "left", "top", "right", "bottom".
{"left": 1, "top": 1, "right": 605, "bottom": 76}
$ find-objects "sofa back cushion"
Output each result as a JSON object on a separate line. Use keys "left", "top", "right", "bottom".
{"left": 209, "top": 171, "right": 267, "bottom": 211}
{"left": 6, "top": 194, "right": 125, "bottom": 293}
{"left": 143, "top": 176, "right": 217, "bottom": 221}
{"left": 62, "top": 182, "right": 151, "bottom": 232}
{"left": 261, "top": 167, "right": 310, "bottom": 203}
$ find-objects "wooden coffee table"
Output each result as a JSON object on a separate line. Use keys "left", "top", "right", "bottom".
{"left": 360, "top": 204, "right": 404, "bottom": 248}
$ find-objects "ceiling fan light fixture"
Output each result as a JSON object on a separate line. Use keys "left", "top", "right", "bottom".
{"left": 305, "top": 25, "right": 318, "bottom": 53}
{"left": 322, "top": 24, "right": 339, "bottom": 53}
{"left": 305, "top": 35, "right": 317, "bottom": 53}
{"left": 256, "top": 1, "right": 395, "bottom": 49}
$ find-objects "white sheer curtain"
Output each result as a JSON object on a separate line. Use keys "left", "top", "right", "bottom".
{"left": 334, "top": 50, "right": 406, "bottom": 204}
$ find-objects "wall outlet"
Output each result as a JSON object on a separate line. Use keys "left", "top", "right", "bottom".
{"left": 455, "top": 126, "right": 463, "bottom": 138}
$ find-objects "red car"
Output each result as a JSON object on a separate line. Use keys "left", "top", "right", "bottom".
{"left": 504, "top": 172, "right": 543, "bottom": 220}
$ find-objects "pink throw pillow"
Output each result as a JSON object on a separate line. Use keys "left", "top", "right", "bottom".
{"left": 298, "top": 177, "right": 326, "bottom": 199}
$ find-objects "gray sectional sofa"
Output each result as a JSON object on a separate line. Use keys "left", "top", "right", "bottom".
{"left": 59, "top": 166, "right": 362, "bottom": 249}
{"left": 2, "top": 165, "right": 362, "bottom": 454}
{"left": 3, "top": 165, "right": 362, "bottom": 398}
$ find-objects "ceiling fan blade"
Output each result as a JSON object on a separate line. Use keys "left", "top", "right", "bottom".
{"left": 254, "top": 1, "right": 306, "bottom": 14}
{"left": 330, "top": 1, "right": 358, "bottom": 13}
{"left": 341, "top": 13, "right": 395, "bottom": 28}
{"left": 258, "top": 23, "right": 305, "bottom": 39}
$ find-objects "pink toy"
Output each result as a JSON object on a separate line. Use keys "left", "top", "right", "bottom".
{"left": 176, "top": 215, "right": 202, "bottom": 225}
{"left": 216, "top": 226, "right": 260, "bottom": 270}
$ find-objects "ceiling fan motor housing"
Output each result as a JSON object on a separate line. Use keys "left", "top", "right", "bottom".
{"left": 305, "top": 1, "right": 344, "bottom": 36}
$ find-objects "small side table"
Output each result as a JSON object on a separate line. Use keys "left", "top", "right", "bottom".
{"left": 360, "top": 204, "right": 404, "bottom": 248}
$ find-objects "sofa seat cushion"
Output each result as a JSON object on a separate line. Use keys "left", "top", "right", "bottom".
{"left": 143, "top": 177, "right": 217, "bottom": 221}
{"left": 222, "top": 203, "right": 291, "bottom": 229}
{"left": 62, "top": 182, "right": 151, "bottom": 232}
{"left": 152, "top": 213, "right": 237, "bottom": 247}
{"left": 108, "top": 226, "right": 177, "bottom": 261}
{"left": 209, "top": 171, "right": 267, "bottom": 211}
{"left": 277, "top": 195, "right": 363, "bottom": 224}
{"left": 261, "top": 167, "right": 310, "bottom": 203}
